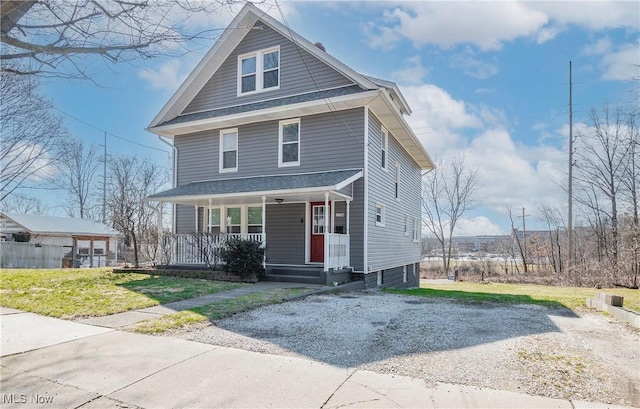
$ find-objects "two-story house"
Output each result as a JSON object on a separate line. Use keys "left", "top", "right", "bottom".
{"left": 146, "top": 3, "right": 433, "bottom": 288}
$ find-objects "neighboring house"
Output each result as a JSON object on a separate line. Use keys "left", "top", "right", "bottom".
{"left": 145, "top": 4, "right": 433, "bottom": 288}
{"left": 0, "top": 212, "right": 119, "bottom": 268}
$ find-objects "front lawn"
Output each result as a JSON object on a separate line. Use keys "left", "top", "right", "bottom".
{"left": 0, "top": 268, "right": 245, "bottom": 319}
{"left": 386, "top": 282, "right": 640, "bottom": 313}
{"left": 129, "top": 287, "right": 312, "bottom": 334}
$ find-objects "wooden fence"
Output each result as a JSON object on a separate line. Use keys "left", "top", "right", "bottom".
{"left": 0, "top": 242, "right": 64, "bottom": 269}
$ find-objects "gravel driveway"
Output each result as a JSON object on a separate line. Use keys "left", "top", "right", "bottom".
{"left": 169, "top": 291, "right": 640, "bottom": 407}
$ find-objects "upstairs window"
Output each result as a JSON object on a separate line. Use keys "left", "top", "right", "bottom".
{"left": 238, "top": 47, "right": 280, "bottom": 95}
{"left": 220, "top": 129, "right": 238, "bottom": 172}
{"left": 381, "top": 126, "right": 388, "bottom": 171}
{"left": 279, "top": 118, "right": 300, "bottom": 167}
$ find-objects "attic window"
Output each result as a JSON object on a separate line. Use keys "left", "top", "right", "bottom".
{"left": 238, "top": 47, "right": 280, "bottom": 95}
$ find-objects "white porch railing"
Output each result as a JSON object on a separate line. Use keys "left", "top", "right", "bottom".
{"left": 159, "top": 233, "right": 264, "bottom": 266}
{"left": 325, "top": 233, "right": 350, "bottom": 271}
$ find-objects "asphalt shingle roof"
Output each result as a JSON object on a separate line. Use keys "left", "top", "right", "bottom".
{"left": 1, "top": 213, "right": 118, "bottom": 236}
{"left": 159, "top": 85, "right": 366, "bottom": 127}
{"left": 147, "top": 169, "right": 362, "bottom": 200}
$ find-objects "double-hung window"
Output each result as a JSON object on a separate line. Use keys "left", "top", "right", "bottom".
{"left": 279, "top": 118, "right": 300, "bottom": 167}
{"left": 238, "top": 47, "right": 280, "bottom": 95}
{"left": 413, "top": 218, "right": 420, "bottom": 242}
{"left": 208, "top": 208, "right": 221, "bottom": 234}
{"left": 220, "top": 129, "right": 238, "bottom": 172}
{"left": 381, "top": 126, "right": 388, "bottom": 171}
{"left": 226, "top": 207, "right": 241, "bottom": 234}
{"left": 247, "top": 206, "right": 263, "bottom": 234}
{"left": 375, "top": 203, "right": 385, "bottom": 227}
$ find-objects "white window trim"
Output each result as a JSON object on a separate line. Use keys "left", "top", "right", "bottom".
{"left": 413, "top": 217, "right": 420, "bottom": 242}
{"left": 237, "top": 46, "right": 280, "bottom": 96}
{"left": 219, "top": 128, "right": 238, "bottom": 173}
{"left": 404, "top": 214, "right": 409, "bottom": 236}
{"left": 394, "top": 161, "right": 400, "bottom": 200}
{"left": 381, "top": 126, "right": 388, "bottom": 171}
{"left": 375, "top": 203, "right": 385, "bottom": 227}
{"left": 278, "top": 118, "right": 301, "bottom": 167}
{"left": 403, "top": 265, "right": 407, "bottom": 283}
{"left": 207, "top": 207, "right": 222, "bottom": 234}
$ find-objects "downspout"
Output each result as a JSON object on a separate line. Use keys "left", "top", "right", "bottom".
{"left": 158, "top": 136, "right": 178, "bottom": 233}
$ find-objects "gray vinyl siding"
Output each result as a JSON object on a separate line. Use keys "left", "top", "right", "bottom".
{"left": 366, "top": 109, "right": 422, "bottom": 272}
{"left": 183, "top": 21, "right": 354, "bottom": 114}
{"left": 174, "top": 108, "right": 366, "bottom": 271}
{"left": 174, "top": 108, "right": 364, "bottom": 183}
{"left": 265, "top": 203, "right": 306, "bottom": 265}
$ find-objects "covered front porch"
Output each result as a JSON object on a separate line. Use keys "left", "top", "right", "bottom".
{"left": 147, "top": 169, "right": 362, "bottom": 275}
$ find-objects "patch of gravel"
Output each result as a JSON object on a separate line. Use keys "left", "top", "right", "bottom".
{"left": 168, "top": 291, "right": 640, "bottom": 407}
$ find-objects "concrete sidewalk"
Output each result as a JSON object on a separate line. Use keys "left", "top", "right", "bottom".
{"left": 76, "top": 281, "right": 321, "bottom": 329}
{"left": 1, "top": 309, "right": 634, "bottom": 409}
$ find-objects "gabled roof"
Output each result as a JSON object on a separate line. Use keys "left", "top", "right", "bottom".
{"left": 147, "top": 169, "right": 363, "bottom": 204}
{"left": 148, "top": 3, "right": 381, "bottom": 130}
{"left": 0, "top": 213, "right": 119, "bottom": 237}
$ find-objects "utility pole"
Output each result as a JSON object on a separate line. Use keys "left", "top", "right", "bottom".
{"left": 522, "top": 206, "right": 527, "bottom": 269}
{"left": 568, "top": 61, "right": 574, "bottom": 273}
{"left": 103, "top": 131, "right": 107, "bottom": 224}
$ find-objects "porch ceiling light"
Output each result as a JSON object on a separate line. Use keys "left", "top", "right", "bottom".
{"left": 275, "top": 198, "right": 284, "bottom": 204}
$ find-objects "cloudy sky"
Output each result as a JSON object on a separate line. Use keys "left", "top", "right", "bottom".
{"left": 42, "top": 1, "right": 639, "bottom": 235}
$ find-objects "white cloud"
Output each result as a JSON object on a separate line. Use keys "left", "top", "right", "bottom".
{"left": 138, "top": 60, "right": 186, "bottom": 90}
{"left": 455, "top": 216, "right": 504, "bottom": 236}
{"left": 601, "top": 40, "right": 640, "bottom": 81}
{"left": 364, "top": 1, "right": 639, "bottom": 51}
{"left": 392, "top": 55, "right": 428, "bottom": 85}
{"left": 582, "top": 37, "right": 613, "bottom": 56}
{"left": 401, "top": 83, "right": 483, "bottom": 154}
{"left": 450, "top": 48, "right": 500, "bottom": 79}
{"left": 365, "top": 2, "right": 548, "bottom": 51}
{"left": 392, "top": 56, "right": 428, "bottom": 85}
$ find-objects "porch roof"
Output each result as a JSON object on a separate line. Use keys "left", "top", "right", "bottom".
{"left": 146, "top": 169, "right": 362, "bottom": 206}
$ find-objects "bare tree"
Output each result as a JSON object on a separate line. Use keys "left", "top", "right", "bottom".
{"left": 422, "top": 155, "right": 481, "bottom": 274}
{"left": 538, "top": 204, "right": 566, "bottom": 274}
{"left": 56, "top": 138, "right": 100, "bottom": 219}
{"left": 106, "top": 155, "right": 167, "bottom": 268}
{"left": 0, "top": 192, "right": 49, "bottom": 214}
{"left": 0, "top": 67, "right": 67, "bottom": 201}
{"left": 1, "top": 0, "right": 242, "bottom": 79}
{"left": 574, "top": 105, "right": 630, "bottom": 275}
{"left": 506, "top": 206, "right": 528, "bottom": 273}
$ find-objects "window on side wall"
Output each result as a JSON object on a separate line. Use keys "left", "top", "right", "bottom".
{"left": 238, "top": 47, "right": 280, "bottom": 95}
{"left": 208, "top": 208, "right": 221, "bottom": 234}
{"left": 375, "top": 203, "right": 385, "bottom": 227}
{"left": 220, "top": 129, "right": 238, "bottom": 172}
{"left": 226, "top": 207, "right": 241, "bottom": 234}
{"left": 413, "top": 217, "right": 420, "bottom": 242}
{"left": 247, "top": 206, "right": 263, "bottom": 234}
{"left": 381, "top": 126, "right": 388, "bottom": 171}
{"left": 279, "top": 118, "right": 300, "bottom": 167}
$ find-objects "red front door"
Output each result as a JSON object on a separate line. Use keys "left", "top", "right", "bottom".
{"left": 310, "top": 202, "right": 330, "bottom": 262}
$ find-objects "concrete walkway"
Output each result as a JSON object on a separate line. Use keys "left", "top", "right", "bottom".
{"left": 77, "top": 281, "right": 321, "bottom": 329}
{"left": 1, "top": 308, "right": 635, "bottom": 408}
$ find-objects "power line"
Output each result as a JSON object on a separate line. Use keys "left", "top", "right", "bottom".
{"left": 52, "top": 106, "right": 170, "bottom": 153}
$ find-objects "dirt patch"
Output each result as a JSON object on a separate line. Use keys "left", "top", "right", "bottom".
{"left": 168, "top": 291, "right": 640, "bottom": 406}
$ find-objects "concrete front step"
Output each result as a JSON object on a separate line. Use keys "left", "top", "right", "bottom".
{"left": 262, "top": 274, "right": 325, "bottom": 285}
{"left": 267, "top": 267, "right": 324, "bottom": 277}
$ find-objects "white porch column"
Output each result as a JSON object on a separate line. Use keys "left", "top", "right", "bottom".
{"left": 346, "top": 200, "right": 351, "bottom": 235}
{"left": 331, "top": 200, "right": 335, "bottom": 234}
{"left": 157, "top": 202, "right": 163, "bottom": 238}
{"left": 262, "top": 196, "right": 267, "bottom": 269}
{"left": 194, "top": 205, "right": 199, "bottom": 233}
{"left": 324, "top": 192, "right": 329, "bottom": 271}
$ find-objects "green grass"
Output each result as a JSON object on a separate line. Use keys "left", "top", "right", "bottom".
{"left": 0, "top": 268, "right": 245, "bottom": 319}
{"left": 385, "top": 282, "right": 640, "bottom": 313}
{"left": 130, "top": 287, "right": 311, "bottom": 334}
